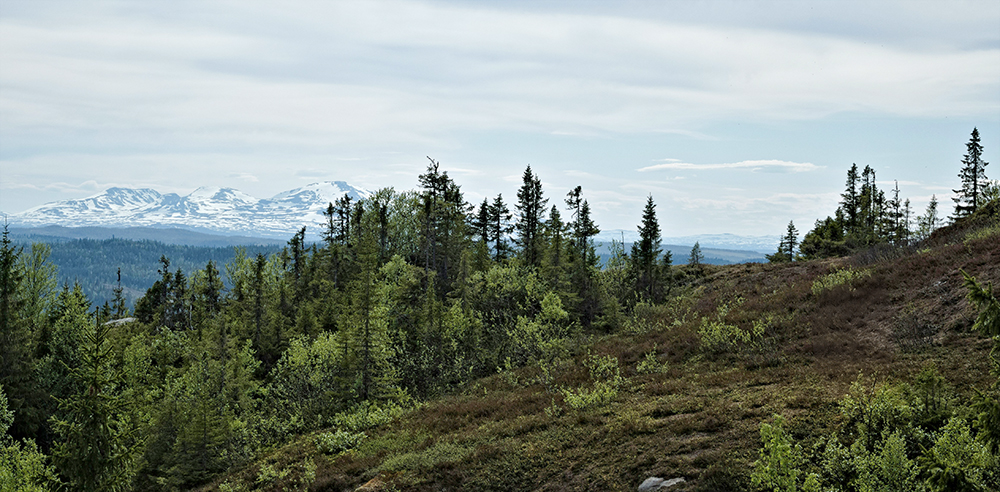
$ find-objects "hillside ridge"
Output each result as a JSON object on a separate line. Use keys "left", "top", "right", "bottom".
{"left": 201, "top": 202, "right": 999, "bottom": 491}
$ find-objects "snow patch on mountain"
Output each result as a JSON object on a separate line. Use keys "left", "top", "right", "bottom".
{"left": 10, "top": 182, "right": 371, "bottom": 240}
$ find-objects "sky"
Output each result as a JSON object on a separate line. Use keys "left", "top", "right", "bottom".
{"left": 1, "top": 0, "right": 998, "bottom": 236}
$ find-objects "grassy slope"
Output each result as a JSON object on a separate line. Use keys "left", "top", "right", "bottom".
{"left": 204, "top": 207, "right": 999, "bottom": 492}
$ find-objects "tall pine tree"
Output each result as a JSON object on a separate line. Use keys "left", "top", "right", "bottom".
{"left": 953, "top": 127, "right": 989, "bottom": 218}
{"left": 515, "top": 165, "right": 548, "bottom": 269}
{"left": 631, "top": 195, "right": 668, "bottom": 301}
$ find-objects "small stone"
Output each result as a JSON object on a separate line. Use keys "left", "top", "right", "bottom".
{"left": 638, "top": 476, "right": 686, "bottom": 491}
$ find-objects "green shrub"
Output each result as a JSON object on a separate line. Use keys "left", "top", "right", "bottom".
{"left": 751, "top": 414, "right": 818, "bottom": 492}
{"left": 811, "top": 268, "right": 872, "bottom": 296}
{"left": 561, "top": 354, "right": 622, "bottom": 410}
{"left": 313, "top": 430, "right": 367, "bottom": 455}
{"left": 917, "top": 417, "right": 997, "bottom": 491}
{"left": 376, "top": 441, "right": 471, "bottom": 472}
{"left": 697, "top": 297, "right": 773, "bottom": 354}
{"left": 636, "top": 346, "right": 669, "bottom": 375}
{"left": 851, "top": 429, "right": 917, "bottom": 492}
{"left": 333, "top": 400, "right": 408, "bottom": 433}
{"left": 963, "top": 221, "right": 1000, "bottom": 245}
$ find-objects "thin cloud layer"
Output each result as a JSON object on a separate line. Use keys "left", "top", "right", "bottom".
{"left": 638, "top": 160, "right": 821, "bottom": 173}
{"left": 1, "top": 0, "right": 997, "bottom": 235}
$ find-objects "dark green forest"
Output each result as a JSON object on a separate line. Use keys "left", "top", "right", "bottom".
{"left": 2, "top": 130, "right": 999, "bottom": 491}
{"left": 7, "top": 238, "right": 280, "bottom": 308}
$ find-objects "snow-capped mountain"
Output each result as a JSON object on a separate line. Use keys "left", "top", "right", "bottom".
{"left": 10, "top": 182, "right": 370, "bottom": 239}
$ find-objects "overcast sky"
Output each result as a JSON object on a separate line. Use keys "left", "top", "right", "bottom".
{"left": 1, "top": 0, "right": 998, "bottom": 236}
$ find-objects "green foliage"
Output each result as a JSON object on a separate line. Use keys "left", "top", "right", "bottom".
{"left": 697, "top": 296, "right": 770, "bottom": 354}
{"left": 811, "top": 268, "right": 872, "bottom": 296}
{"left": 332, "top": 400, "right": 408, "bottom": 433}
{"left": 917, "top": 418, "right": 996, "bottom": 491}
{"left": 850, "top": 429, "right": 917, "bottom": 492}
{"left": 767, "top": 221, "right": 799, "bottom": 263}
{"left": 313, "top": 430, "right": 367, "bottom": 455}
{"left": 636, "top": 346, "right": 669, "bottom": 375}
{"left": 1, "top": 384, "right": 57, "bottom": 492}
{"left": 50, "top": 319, "right": 137, "bottom": 492}
{"left": 376, "top": 441, "right": 471, "bottom": 473}
{"left": 561, "top": 354, "right": 622, "bottom": 410}
{"left": 751, "top": 414, "right": 814, "bottom": 492}
{"left": 759, "top": 371, "right": 1000, "bottom": 492}
{"left": 800, "top": 216, "right": 849, "bottom": 260}
{"left": 266, "top": 333, "right": 348, "bottom": 434}
{"left": 0, "top": 226, "right": 35, "bottom": 440}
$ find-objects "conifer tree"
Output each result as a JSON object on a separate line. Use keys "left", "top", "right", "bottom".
{"left": 111, "top": 267, "right": 128, "bottom": 319}
{"left": 0, "top": 225, "right": 33, "bottom": 439}
{"left": 953, "top": 127, "right": 989, "bottom": 218}
{"left": 418, "top": 158, "right": 468, "bottom": 292}
{"left": 191, "top": 261, "right": 223, "bottom": 331}
{"left": 515, "top": 165, "right": 548, "bottom": 268}
{"left": 333, "top": 195, "right": 353, "bottom": 245}
{"left": 631, "top": 195, "right": 666, "bottom": 301}
{"left": 917, "top": 195, "right": 941, "bottom": 241}
{"left": 51, "top": 318, "right": 137, "bottom": 491}
{"left": 842, "top": 163, "right": 861, "bottom": 234}
{"left": 542, "top": 205, "right": 570, "bottom": 291}
{"left": 287, "top": 226, "right": 307, "bottom": 288}
{"left": 688, "top": 241, "right": 704, "bottom": 267}
{"left": 767, "top": 221, "right": 799, "bottom": 262}
{"left": 472, "top": 197, "right": 490, "bottom": 245}
{"left": 565, "top": 186, "right": 600, "bottom": 266}
{"left": 489, "top": 194, "right": 513, "bottom": 261}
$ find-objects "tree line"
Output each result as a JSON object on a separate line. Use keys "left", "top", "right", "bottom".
{"left": 2, "top": 129, "right": 995, "bottom": 490}
{"left": 769, "top": 128, "right": 996, "bottom": 262}
{"left": 1, "top": 161, "right": 680, "bottom": 491}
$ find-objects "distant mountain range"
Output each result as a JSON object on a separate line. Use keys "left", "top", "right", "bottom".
{"left": 7, "top": 183, "right": 776, "bottom": 257}
{"left": 8, "top": 182, "right": 370, "bottom": 240}
{"left": 595, "top": 230, "right": 779, "bottom": 255}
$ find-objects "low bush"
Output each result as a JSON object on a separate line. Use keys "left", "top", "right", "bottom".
{"left": 811, "top": 268, "right": 872, "bottom": 297}
{"left": 376, "top": 441, "right": 471, "bottom": 473}
{"left": 561, "top": 353, "right": 623, "bottom": 410}
{"left": 313, "top": 430, "right": 367, "bottom": 455}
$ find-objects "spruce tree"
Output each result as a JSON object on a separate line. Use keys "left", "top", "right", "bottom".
{"left": 489, "top": 194, "right": 513, "bottom": 261}
{"left": 0, "top": 224, "right": 33, "bottom": 439}
{"left": 631, "top": 195, "right": 664, "bottom": 300}
{"left": 51, "top": 318, "right": 137, "bottom": 491}
{"left": 953, "top": 127, "right": 989, "bottom": 218}
{"left": 688, "top": 241, "right": 704, "bottom": 267}
{"left": 767, "top": 221, "right": 799, "bottom": 263}
{"left": 111, "top": 268, "right": 128, "bottom": 319}
{"left": 334, "top": 195, "right": 353, "bottom": 245}
{"left": 542, "top": 205, "right": 571, "bottom": 292}
{"left": 515, "top": 165, "right": 548, "bottom": 268}
{"left": 565, "top": 186, "right": 600, "bottom": 266}
{"left": 472, "top": 197, "right": 491, "bottom": 245}
{"left": 842, "top": 163, "right": 860, "bottom": 234}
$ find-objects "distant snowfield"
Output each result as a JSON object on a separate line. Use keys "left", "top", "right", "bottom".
{"left": 9, "top": 182, "right": 371, "bottom": 240}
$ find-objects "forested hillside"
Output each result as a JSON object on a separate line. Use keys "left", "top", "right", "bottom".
{"left": 2, "top": 154, "right": 999, "bottom": 491}
{"left": 8, "top": 237, "right": 280, "bottom": 308}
